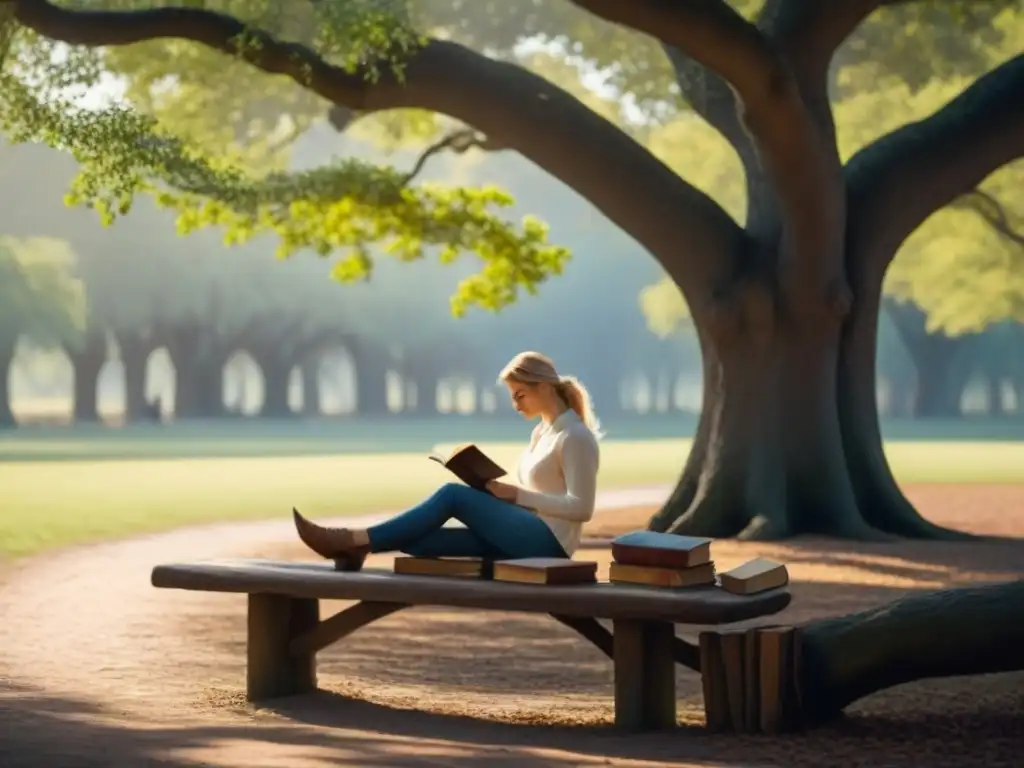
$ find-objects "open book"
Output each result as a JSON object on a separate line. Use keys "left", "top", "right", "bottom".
{"left": 428, "top": 443, "right": 507, "bottom": 492}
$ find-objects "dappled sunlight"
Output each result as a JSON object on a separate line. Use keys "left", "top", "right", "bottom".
{"left": 2, "top": 486, "right": 1022, "bottom": 768}
{"left": 167, "top": 740, "right": 359, "bottom": 768}
{"left": 1, "top": 0, "right": 1022, "bottom": 763}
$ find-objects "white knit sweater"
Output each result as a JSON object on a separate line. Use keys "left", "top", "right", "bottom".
{"left": 514, "top": 409, "right": 600, "bottom": 556}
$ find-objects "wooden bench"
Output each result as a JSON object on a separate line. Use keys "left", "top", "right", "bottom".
{"left": 151, "top": 559, "right": 791, "bottom": 731}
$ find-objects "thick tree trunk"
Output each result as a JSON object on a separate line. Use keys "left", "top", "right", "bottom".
{"left": 799, "top": 581, "right": 1024, "bottom": 722}
{"left": 164, "top": 323, "right": 232, "bottom": 420}
{"left": 354, "top": 346, "right": 390, "bottom": 418}
{"left": 838, "top": 288, "right": 973, "bottom": 541}
{"left": 172, "top": 352, "right": 226, "bottom": 419}
{"left": 64, "top": 331, "right": 106, "bottom": 424}
{"left": 299, "top": 359, "right": 321, "bottom": 417}
{"left": 116, "top": 332, "right": 156, "bottom": 424}
{"left": 123, "top": 351, "right": 148, "bottom": 423}
{"left": 258, "top": 357, "right": 295, "bottom": 419}
{"left": 0, "top": 336, "right": 16, "bottom": 429}
{"left": 651, "top": 265, "right": 971, "bottom": 542}
{"left": 650, "top": 282, "right": 885, "bottom": 541}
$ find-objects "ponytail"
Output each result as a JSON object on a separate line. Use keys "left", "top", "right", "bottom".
{"left": 556, "top": 376, "right": 603, "bottom": 438}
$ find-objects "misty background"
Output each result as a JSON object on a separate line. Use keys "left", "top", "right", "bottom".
{"left": 1, "top": 121, "right": 1021, "bottom": 432}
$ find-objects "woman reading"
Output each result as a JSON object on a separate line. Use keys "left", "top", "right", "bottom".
{"left": 292, "top": 351, "right": 602, "bottom": 571}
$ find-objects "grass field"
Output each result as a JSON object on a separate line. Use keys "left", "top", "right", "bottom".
{"left": 1, "top": 418, "right": 1023, "bottom": 558}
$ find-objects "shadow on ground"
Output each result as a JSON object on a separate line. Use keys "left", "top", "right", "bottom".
{"left": 585, "top": 485, "right": 1024, "bottom": 577}
{"left": 1, "top": 675, "right": 1021, "bottom": 768}
{"left": 3, "top": 485, "right": 1021, "bottom": 768}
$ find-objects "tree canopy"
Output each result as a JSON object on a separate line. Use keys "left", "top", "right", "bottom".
{"left": 0, "top": 1, "right": 570, "bottom": 316}
{"left": 0, "top": 235, "right": 85, "bottom": 350}
{"left": 3, "top": 0, "right": 1017, "bottom": 330}
{"left": 637, "top": 5, "right": 1024, "bottom": 341}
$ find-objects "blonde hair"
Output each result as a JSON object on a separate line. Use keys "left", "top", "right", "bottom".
{"left": 498, "top": 351, "right": 602, "bottom": 437}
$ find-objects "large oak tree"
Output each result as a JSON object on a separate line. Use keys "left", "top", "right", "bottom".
{"left": 2, "top": 0, "right": 1022, "bottom": 543}
{"left": 2, "top": 0, "right": 1022, "bottom": 725}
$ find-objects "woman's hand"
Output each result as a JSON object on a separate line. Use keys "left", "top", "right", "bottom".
{"left": 485, "top": 480, "right": 520, "bottom": 502}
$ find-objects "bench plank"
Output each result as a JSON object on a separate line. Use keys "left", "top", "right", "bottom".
{"left": 152, "top": 559, "right": 791, "bottom": 624}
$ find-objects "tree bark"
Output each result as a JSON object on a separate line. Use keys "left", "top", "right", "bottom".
{"left": 165, "top": 325, "right": 228, "bottom": 420}
{"left": 299, "top": 358, "right": 321, "bottom": 417}
{"left": 257, "top": 357, "right": 295, "bottom": 419}
{"left": 798, "top": 581, "right": 1024, "bottom": 722}
{"left": 63, "top": 331, "right": 106, "bottom": 424}
{"left": 837, "top": 280, "right": 974, "bottom": 541}
{"left": 0, "top": 336, "right": 16, "bottom": 429}
{"left": 353, "top": 345, "right": 391, "bottom": 418}
{"left": 116, "top": 331, "right": 157, "bottom": 424}
{"left": 174, "top": 358, "right": 226, "bottom": 419}
{"left": 651, "top": 277, "right": 886, "bottom": 541}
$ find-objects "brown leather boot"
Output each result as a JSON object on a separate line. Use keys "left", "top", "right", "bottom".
{"left": 292, "top": 508, "right": 370, "bottom": 571}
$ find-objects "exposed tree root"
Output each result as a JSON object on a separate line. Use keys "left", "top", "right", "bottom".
{"left": 700, "top": 581, "right": 1024, "bottom": 733}
{"left": 856, "top": 466, "right": 979, "bottom": 542}
{"left": 798, "top": 580, "right": 1024, "bottom": 722}
{"left": 736, "top": 514, "right": 789, "bottom": 541}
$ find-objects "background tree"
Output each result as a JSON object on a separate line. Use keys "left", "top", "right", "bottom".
{"left": 3, "top": 2, "right": 1022, "bottom": 718}
{"left": 639, "top": 48, "right": 1024, "bottom": 420}
{"left": 4, "top": 0, "right": 1023, "bottom": 540}
{"left": 0, "top": 236, "right": 84, "bottom": 427}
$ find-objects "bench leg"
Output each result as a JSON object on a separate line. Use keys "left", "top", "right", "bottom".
{"left": 613, "top": 619, "right": 676, "bottom": 731}
{"left": 247, "top": 594, "right": 319, "bottom": 701}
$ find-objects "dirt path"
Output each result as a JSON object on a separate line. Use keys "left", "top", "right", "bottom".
{"left": 1, "top": 484, "right": 1022, "bottom": 767}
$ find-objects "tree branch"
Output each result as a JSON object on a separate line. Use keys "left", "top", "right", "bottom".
{"left": 400, "top": 127, "right": 502, "bottom": 186}
{"left": 950, "top": 188, "right": 1024, "bottom": 248}
{"left": 10, "top": 0, "right": 748, "bottom": 310}
{"left": 660, "top": 43, "right": 784, "bottom": 238}
{"left": 571, "top": 0, "right": 789, "bottom": 114}
{"left": 846, "top": 54, "right": 1024, "bottom": 284}
{"left": 660, "top": 44, "right": 751, "bottom": 153}
{"left": 755, "top": 0, "right": 886, "bottom": 143}
{"left": 573, "top": 0, "right": 846, "bottom": 304}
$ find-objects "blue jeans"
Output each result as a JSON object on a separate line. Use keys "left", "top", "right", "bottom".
{"left": 367, "top": 483, "right": 567, "bottom": 559}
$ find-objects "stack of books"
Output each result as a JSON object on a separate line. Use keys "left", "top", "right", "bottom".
{"left": 392, "top": 537, "right": 788, "bottom": 595}
{"left": 608, "top": 531, "right": 717, "bottom": 588}
{"left": 608, "top": 531, "right": 789, "bottom": 595}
